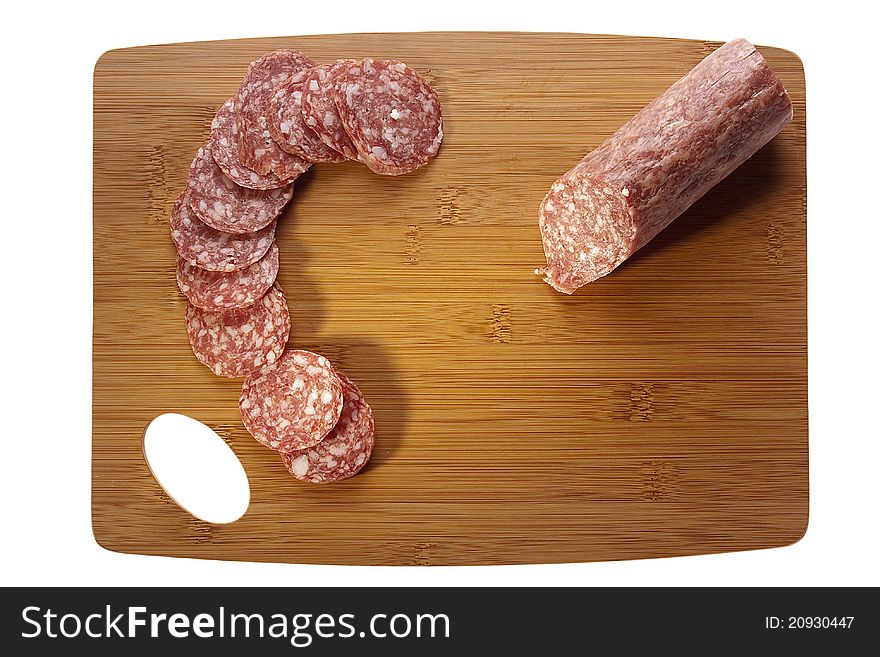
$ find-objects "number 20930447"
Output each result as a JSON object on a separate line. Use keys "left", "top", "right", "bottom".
{"left": 765, "top": 617, "right": 854, "bottom": 630}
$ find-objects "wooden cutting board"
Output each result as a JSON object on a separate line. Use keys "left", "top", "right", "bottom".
{"left": 93, "top": 32, "right": 807, "bottom": 565}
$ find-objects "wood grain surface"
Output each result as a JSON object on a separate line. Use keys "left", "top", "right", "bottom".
{"left": 93, "top": 32, "right": 807, "bottom": 565}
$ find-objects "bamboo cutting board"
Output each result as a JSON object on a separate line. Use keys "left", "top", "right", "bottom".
{"left": 93, "top": 32, "right": 807, "bottom": 565}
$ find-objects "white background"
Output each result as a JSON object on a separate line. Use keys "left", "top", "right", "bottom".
{"left": 1, "top": 0, "right": 877, "bottom": 586}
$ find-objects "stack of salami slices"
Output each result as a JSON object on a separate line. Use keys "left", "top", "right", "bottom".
{"left": 167, "top": 48, "right": 442, "bottom": 482}
{"left": 241, "top": 350, "right": 375, "bottom": 484}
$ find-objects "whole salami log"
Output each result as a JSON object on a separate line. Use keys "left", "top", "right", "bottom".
{"left": 538, "top": 39, "right": 793, "bottom": 294}
{"left": 280, "top": 371, "right": 375, "bottom": 484}
{"left": 239, "top": 350, "right": 344, "bottom": 452}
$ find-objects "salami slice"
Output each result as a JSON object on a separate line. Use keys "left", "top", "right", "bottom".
{"left": 185, "top": 282, "right": 290, "bottom": 378}
{"left": 239, "top": 350, "right": 344, "bottom": 452}
{"left": 280, "top": 371, "right": 374, "bottom": 483}
{"left": 210, "top": 98, "right": 291, "bottom": 190}
{"left": 538, "top": 39, "right": 793, "bottom": 294}
{"left": 236, "top": 50, "right": 315, "bottom": 179}
{"left": 334, "top": 58, "right": 443, "bottom": 175}
{"left": 267, "top": 68, "right": 346, "bottom": 163}
{"left": 177, "top": 242, "right": 279, "bottom": 311}
{"left": 169, "top": 190, "right": 275, "bottom": 272}
{"left": 300, "top": 60, "right": 359, "bottom": 160}
{"left": 186, "top": 143, "right": 293, "bottom": 234}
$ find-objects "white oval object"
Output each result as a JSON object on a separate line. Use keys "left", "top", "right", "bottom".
{"left": 143, "top": 413, "right": 250, "bottom": 524}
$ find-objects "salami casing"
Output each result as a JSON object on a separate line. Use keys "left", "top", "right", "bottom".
{"left": 185, "top": 281, "right": 290, "bottom": 378}
{"left": 236, "top": 50, "right": 315, "bottom": 179}
{"left": 187, "top": 143, "right": 293, "bottom": 234}
{"left": 169, "top": 190, "right": 275, "bottom": 272}
{"left": 210, "top": 98, "right": 290, "bottom": 190}
{"left": 335, "top": 58, "right": 443, "bottom": 175}
{"left": 280, "top": 371, "right": 374, "bottom": 483}
{"left": 538, "top": 39, "right": 793, "bottom": 293}
{"left": 239, "top": 350, "right": 344, "bottom": 452}
{"left": 177, "top": 242, "right": 279, "bottom": 311}
{"left": 267, "top": 69, "right": 346, "bottom": 163}
{"left": 300, "top": 60, "right": 359, "bottom": 160}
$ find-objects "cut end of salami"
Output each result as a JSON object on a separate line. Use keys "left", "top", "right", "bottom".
{"left": 236, "top": 50, "right": 316, "bottom": 179}
{"left": 335, "top": 58, "right": 443, "bottom": 175}
{"left": 538, "top": 39, "right": 793, "bottom": 294}
{"left": 280, "top": 371, "right": 375, "bottom": 484}
{"left": 177, "top": 241, "right": 280, "bottom": 311}
{"left": 539, "top": 170, "right": 636, "bottom": 293}
{"left": 187, "top": 143, "right": 293, "bottom": 235}
{"left": 239, "top": 350, "right": 344, "bottom": 452}
{"left": 185, "top": 282, "right": 290, "bottom": 378}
